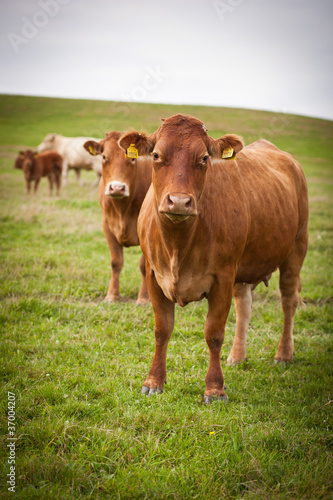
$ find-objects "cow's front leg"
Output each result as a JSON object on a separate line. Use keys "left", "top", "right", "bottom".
{"left": 33, "top": 178, "right": 40, "bottom": 194}
{"left": 204, "top": 275, "right": 234, "bottom": 403}
{"left": 75, "top": 168, "right": 85, "bottom": 186}
{"left": 55, "top": 172, "right": 61, "bottom": 196}
{"left": 62, "top": 161, "right": 69, "bottom": 186}
{"left": 141, "top": 266, "right": 175, "bottom": 395}
{"left": 103, "top": 217, "right": 123, "bottom": 302}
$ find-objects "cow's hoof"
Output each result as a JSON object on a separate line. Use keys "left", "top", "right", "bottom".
{"left": 226, "top": 355, "right": 247, "bottom": 366}
{"left": 136, "top": 298, "right": 150, "bottom": 306}
{"left": 104, "top": 296, "right": 119, "bottom": 303}
{"left": 274, "top": 358, "right": 292, "bottom": 365}
{"left": 148, "top": 387, "right": 163, "bottom": 396}
{"left": 141, "top": 386, "right": 163, "bottom": 396}
{"left": 203, "top": 395, "right": 228, "bottom": 405}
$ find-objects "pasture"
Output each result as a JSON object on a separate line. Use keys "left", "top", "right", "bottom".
{"left": 0, "top": 94, "right": 332, "bottom": 499}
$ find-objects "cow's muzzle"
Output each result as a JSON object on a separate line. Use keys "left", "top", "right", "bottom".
{"left": 105, "top": 181, "right": 129, "bottom": 198}
{"left": 159, "top": 193, "right": 197, "bottom": 223}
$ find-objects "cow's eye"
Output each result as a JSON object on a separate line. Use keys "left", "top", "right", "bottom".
{"left": 152, "top": 151, "right": 159, "bottom": 160}
{"left": 202, "top": 155, "right": 209, "bottom": 162}
{"left": 102, "top": 155, "right": 106, "bottom": 160}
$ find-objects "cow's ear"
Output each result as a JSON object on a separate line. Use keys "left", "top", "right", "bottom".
{"left": 118, "top": 130, "right": 155, "bottom": 157}
{"left": 84, "top": 140, "right": 103, "bottom": 156}
{"left": 208, "top": 134, "right": 244, "bottom": 160}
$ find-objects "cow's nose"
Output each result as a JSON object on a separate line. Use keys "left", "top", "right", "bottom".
{"left": 167, "top": 195, "right": 193, "bottom": 212}
{"left": 105, "top": 181, "right": 129, "bottom": 197}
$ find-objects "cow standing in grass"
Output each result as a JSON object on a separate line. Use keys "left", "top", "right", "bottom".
{"left": 38, "top": 133, "right": 102, "bottom": 186}
{"left": 119, "top": 114, "right": 308, "bottom": 402}
{"left": 84, "top": 132, "right": 152, "bottom": 304}
{"left": 15, "top": 149, "right": 63, "bottom": 195}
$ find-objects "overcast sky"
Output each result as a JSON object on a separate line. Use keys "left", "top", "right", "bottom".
{"left": 1, "top": 0, "right": 332, "bottom": 120}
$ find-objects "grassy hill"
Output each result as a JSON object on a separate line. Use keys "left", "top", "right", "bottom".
{"left": 0, "top": 95, "right": 332, "bottom": 499}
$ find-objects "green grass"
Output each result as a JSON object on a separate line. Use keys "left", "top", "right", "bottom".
{"left": 0, "top": 95, "right": 332, "bottom": 499}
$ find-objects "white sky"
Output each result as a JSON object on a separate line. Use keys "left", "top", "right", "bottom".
{"left": 1, "top": 0, "right": 332, "bottom": 120}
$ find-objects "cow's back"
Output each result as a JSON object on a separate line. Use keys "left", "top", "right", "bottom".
{"left": 37, "top": 151, "right": 63, "bottom": 176}
{"left": 208, "top": 139, "right": 308, "bottom": 284}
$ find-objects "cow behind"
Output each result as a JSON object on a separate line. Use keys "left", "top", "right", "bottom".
{"left": 118, "top": 114, "right": 308, "bottom": 403}
{"left": 38, "top": 134, "right": 103, "bottom": 186}
{"left": 15, "top": 149, "right": 63, "bottom": 195}
{"left": 84, "top": 131, "right": 152, "bottom": 304}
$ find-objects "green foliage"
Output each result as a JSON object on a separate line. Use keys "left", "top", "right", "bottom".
{"left": 0, "top": 95, "right": 332, "bottom": 499}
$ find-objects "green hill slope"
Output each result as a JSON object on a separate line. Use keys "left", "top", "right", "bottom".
{"left": 1, "top": 94, "right": 332, "bottom": 179}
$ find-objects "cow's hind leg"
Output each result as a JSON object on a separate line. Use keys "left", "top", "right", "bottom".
{"left": 275, "top": 237, "right": 307, "bottom": 363}
{"left": 227, "top": 283, "right": 252, "bottom": 365}
{"left": 48, "top": 173, "right": 54, "bottom": 196}
{"left": 141, "top": 265, "right": 175, "bottom": 395}
{"left": 136, "top": 254, "right": 150, "bottom": 305}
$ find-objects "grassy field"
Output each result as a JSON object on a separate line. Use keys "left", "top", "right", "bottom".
{"left": 0, "top": 94, "right": 332, "bottom": 499}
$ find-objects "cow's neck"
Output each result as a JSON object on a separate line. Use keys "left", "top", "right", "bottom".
{"left": 106, "top": 194, "right": 133, "bottom": 217}
{"left": 156, "top": 208, "right": 199, "bottom": 269}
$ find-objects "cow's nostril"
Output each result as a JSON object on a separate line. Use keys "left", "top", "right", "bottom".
{"left": 167, "top": 195, "right": 174, "bottom": 207}
{"left": 185, "top": 198, "right": 192, "bottom": 209}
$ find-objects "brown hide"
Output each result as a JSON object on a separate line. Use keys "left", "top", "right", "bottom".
{"left": 84, "top": 132, "right": 152, "bottom": 303}
{"left": 14, "top": 152, "right": 24, "bottom": 170}
{"left": 119, "top": 114, "right": 308, "bottom": 402}
{"left": 18, "top": 150, "right": 63, "bottom": 195}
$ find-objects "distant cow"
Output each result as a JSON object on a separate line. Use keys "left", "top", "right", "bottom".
{"left": 119, "top": 114, "right": 308, "bottom": 402}
{"left": 84, "top": 132, "right": 152, "bottom": 304}
{"left": 15, "top": 149, "right": 63, "bottom": 195}
{"left": 37, "top": 134, "right": 102, "bottom": 186}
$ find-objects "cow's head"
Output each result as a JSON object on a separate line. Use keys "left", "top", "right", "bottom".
{"left": 119, "top": 114, "right": 244, "bottom": 224}
{"left": 37, "top": 133, "right": 58, "bottom": 152}
{"left": 14, "top": 151, "right": 25, "bottom": 169}
{"left": 21, "top": 150, "right": 37, "bottom": 179}
{"left": 84, "top": 131, "right": 138, "bottom": 199}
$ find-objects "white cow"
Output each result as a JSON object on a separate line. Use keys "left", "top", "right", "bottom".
{"left": 37, "top": 134, "right": 103, "bottom": 186}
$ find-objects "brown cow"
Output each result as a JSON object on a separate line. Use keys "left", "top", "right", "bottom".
{"left": 84, "top": 132, "right": 152, "bottom": 304}
{"left": 15, "top": 150, "right": 63, "bottom": 195}
{"left": 119, "top": 114, "right": 308, "bottom": 403}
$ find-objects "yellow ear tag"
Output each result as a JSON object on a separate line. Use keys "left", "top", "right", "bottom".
{"left": 88, "top": 145, "right": 96, "bottom": 156}
{"left": 222, "top": 146, "right": 235, "bottom": 160}
{"left": 125, "top": 144, "right": 138, "bottom": 158}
